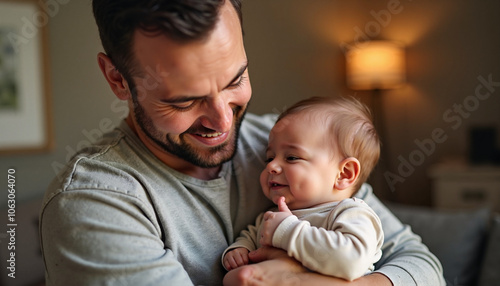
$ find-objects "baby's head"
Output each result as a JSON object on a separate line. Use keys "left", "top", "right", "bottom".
{"left": 260, "top": 96, "right": 380, "bottom": 210}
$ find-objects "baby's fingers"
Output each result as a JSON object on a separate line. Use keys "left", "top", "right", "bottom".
{"left": 224, "top": 250, "right": 249, "bottom": 271}
{"left": 277, "top": 197, "right": 291, "bottom": 214}
{"left": 224, "top": 255, "right": 238, "bottom": 271}
{"left": 263, "top": 211, "right": 275, "bottom": 221}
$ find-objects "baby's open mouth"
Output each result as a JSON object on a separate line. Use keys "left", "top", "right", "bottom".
{"left": 269, "top": 181, "right": 286, "bottom": 188}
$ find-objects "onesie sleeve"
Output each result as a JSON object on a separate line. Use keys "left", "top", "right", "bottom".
{"left": 221, "top": 212, "right": 265, "bottom": 270}
{"left": 271, "top": 199, "right": 384, "bottom": 281}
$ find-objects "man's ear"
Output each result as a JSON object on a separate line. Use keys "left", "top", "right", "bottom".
{"left": 97, "top": 52, "right": 131, "bottom": 100}
{"left": 335, "top": 157, "right": 361, "bottom": 190}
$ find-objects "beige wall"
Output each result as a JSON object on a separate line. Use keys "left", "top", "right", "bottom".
{"left": 1, "top": 0, "right": 499, "bottom": 206}
{"left": 0, "top": 0, "right": 122, "bottom": 206}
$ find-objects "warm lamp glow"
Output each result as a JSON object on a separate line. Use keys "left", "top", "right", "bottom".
{"left": 346, "top": 41, "right": 406, "bottom": 90}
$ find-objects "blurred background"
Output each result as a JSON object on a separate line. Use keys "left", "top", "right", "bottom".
{"left": 2, "top": 0, "right": 500, "bottom": 209}
{"left": 1, "top": 0, "right": 500, "bottom": 285}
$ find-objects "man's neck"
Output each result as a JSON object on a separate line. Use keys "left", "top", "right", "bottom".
{"left": 125, "top": 117, "right": 222, "bottom": 180}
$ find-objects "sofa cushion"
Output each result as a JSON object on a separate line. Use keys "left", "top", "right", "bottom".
{"left": 478, "top": 214, "right": 500, "bottom": 286}
{"left": 387, "top": 204, "right": 489, "bottom": 286}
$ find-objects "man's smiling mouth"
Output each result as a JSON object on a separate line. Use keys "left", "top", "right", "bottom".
{"left": 190, "top": 131, "right": 229, "bottom": 147}
{"left": 199, "top": 132, "right": 223, "bottom": 138}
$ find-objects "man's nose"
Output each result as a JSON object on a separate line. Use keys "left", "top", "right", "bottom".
{"left": 201, "top": 95, "right": 233, "bottom": 132}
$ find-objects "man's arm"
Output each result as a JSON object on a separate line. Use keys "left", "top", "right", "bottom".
{"left": 357, "top": 184, "right": 446, "bottom": 286}
{"left": 224, "top": 247, "right": 392, "bottom": 286}
{"left": 40, "top": 189, "right": 194, "bottom": 285}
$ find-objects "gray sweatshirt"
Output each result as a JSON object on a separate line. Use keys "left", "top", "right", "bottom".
{"left": 40, "top": 113, "right": 445, "bottom": 286}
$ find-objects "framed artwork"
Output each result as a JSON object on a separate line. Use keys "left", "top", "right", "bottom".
{"left": 0, "top": 0, "right": 53, "bottom": 154}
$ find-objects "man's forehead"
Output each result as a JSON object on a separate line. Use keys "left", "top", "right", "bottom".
{"left": 131, "top": 4, "right": 243, "bottom": 72}
{"left": 130, "top": 34, "right": 246, "bottom": 98}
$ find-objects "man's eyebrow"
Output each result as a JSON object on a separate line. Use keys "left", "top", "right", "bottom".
{"left": 161, "top": 61, "right": 249, "bottom": 104}
{"left": 225, "top": 61, "right": 249, "bottom": 88}
{"left": 160, "top": 95, "right": 202, "bottom": 104}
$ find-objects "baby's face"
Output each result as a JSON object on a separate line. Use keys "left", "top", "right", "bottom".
{"left": 260, "top": 113, "right": 343, "bottom": 210}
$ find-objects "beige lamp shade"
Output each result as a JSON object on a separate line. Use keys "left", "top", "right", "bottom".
{"left": 346, "top": 41, "right": 406, "bottom": 90}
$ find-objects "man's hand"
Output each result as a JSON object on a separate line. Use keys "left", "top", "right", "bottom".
{"left": 260, "top": 196, "right": 293, "bottom": 246}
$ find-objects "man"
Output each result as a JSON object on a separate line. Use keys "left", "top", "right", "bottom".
{"left": 40, "top": 0, "right": 445, "bottom": 285}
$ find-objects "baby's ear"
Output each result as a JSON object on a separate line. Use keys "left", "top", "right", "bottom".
{"left": 335, "top": 157, "right": 361, "bottom": 190}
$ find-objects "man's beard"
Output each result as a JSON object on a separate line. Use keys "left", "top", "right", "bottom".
{"left": 131, "top": 95, "right": 246, "bottom": 168}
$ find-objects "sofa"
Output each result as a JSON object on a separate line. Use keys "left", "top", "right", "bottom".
{"left": 387, "top": 203, "right": 500, "bottom": 286}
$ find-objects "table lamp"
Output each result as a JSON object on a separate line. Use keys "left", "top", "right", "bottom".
{"left": 345, "top": 40, "right": 406, "bottom": 186}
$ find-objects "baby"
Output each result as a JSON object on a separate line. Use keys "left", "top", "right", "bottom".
{"left": 222, "top": 96, "right": 384, "bottom": 281}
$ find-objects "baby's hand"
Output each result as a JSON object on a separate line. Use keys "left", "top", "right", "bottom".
{"left": 223, "top": 248, "right": 250, "bottom": 271}
{"left": 260, "top": 197, "right": 293, "bottom": 246}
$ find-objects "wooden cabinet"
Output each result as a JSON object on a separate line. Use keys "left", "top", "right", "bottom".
{"left": 429, "top": 164, "right": 500, "bottom": 212}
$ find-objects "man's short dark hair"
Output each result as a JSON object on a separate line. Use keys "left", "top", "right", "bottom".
{"left": 93, "top": 0, "right": 242, "bottom": 82}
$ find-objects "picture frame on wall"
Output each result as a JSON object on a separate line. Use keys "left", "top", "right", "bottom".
{"left": 0, "top": 0, "right": 53, "bottom": 155}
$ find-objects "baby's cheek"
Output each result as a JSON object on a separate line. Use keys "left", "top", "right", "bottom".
{"left": 259, "top": 172, "right": 269, "bottom": 197}
{"left": 292, "top": 182, "right": 311, "bottom": 200}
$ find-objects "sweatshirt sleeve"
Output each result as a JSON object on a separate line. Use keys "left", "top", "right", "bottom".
{"left": 40, "top": 189, "right": 194, "bottom": 286}
{"left": 271, "top": 199, "right": 384, "bottom": 281}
